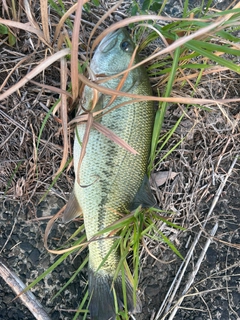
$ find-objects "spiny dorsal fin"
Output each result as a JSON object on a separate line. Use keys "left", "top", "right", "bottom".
{"left": 62, "top": 190, "right": 82, "bottom": 223}
{"left": 129, "top": 175, "right": 157, "bottom": 211}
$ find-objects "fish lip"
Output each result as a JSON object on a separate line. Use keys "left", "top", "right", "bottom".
{"left": 98, "top": 29, "right": 122, "bottom": 53}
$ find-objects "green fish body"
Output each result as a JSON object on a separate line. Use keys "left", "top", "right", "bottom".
{"left": 64, "top": 28, "right": 155, "bottom": 320}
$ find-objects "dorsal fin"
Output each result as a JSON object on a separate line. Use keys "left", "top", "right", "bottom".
{"left": 62, "top": 190, "right": 82, "bottom": 223}
{"left": 129, "top": 175, "right": 157, "bottom": 211}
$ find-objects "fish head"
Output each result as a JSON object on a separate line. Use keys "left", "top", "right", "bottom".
{"left": 90, "top": 28, "right": 138, "bottom": 77}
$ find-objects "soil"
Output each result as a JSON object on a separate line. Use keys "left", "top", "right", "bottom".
{"left": 139, "top": 169, "right": 240, "bottom": 320}
{"left": 0, "top": 0, "right": 239, "bottom": 320}
{"left": 1, "top": 165, "right": 240, "bottom": 320}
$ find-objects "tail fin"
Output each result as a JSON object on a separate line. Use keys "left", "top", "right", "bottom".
{"left": 88, "top": 268, "right": 141, "bottom": 320}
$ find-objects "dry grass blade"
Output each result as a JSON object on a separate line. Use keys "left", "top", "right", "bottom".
{"left": 91, "top": 14, "right": 211, "bottom": 53}
{"left": 0, "top": 18, "right": 44, "bottom": 38}
{"left": 53, "top": 3, "right": 77, "bottom": 43}
{"left": 0, "top": 109, "right": 32, "bottom": 135}
{"left": 53, "top": 0, "right": 89, "bottom": 44}
{"left": 73, "top": 93, "right": 139, "bottom": 184}
{"left": 96, "top": 98, "right": 144, "bottom": 119}
{"left": 92, "top": 121, "right": 139, "bottom": 155}
{"left": 85, "top": 68, "right": 99, "bottom": 112}
{"left": 0, "top": 55, "right": 31, "bottom": 92}
{"left": 78, "top": 71, "right": 240, "bottom": 105}
{"left": 212, "top": 237, "right": 240, "bottom": 250}
{"left": 76, "top": 113, "right": 94, "bottom": 185}
{"left": 173, "top": 66, "right": 236, "bottom": 85}
{"left": 0, "top": 259, "right": 51, "bottom": 320}
{"left": 54, "top": 57, "right": 69, "bottom": 178}
{"left": 142, "top": 238, "right": 175, "bottom": 264}
{"left": 1, "top": 1, "right": 239, "bottom": 318}
{"left": 106, "top": 46, "right": 138, "bottom": 108}
{"left": 29, "top": 80, "right": 73, "bottom": 98}
{"left": 215, "top": 1, "right": 240, "bottom": 22}
{"left": 0, "top": 48, "right": 70, "bottom": 100}
{"left": 94, "top": 15, "right": 233, "bottom": 76}
{"left": 69, "top": 103, "right": 142, "bottom": 156}
{"left": 43, "top": 207, "right": 87, "bottom": 255}
{"left": 155, "top": 154, "right": 239, "bottom": 320}
{"left": 40, "top": 0, "right": 50, "bottom": 43}
{"left": 87, "top": 0, "right": 124, "bottom": 57}
{"left": 23, "top": 0, "right": 41, "bottom": 31}
{"left": 44, "top": 208, "right": 87, "bottom": 254}
{"left": 46, "top": 245, "right": 87, "bottom": 255}
{"left": 2, "top": 0, "right": 10, "bottom": 16}
{"left": 71, "top": 0, "right": 85, "bottom": 101}
{"left": 167, "top": 223, "right": 219, "bottom": 320}
{"left": 182, "top": 223, "right": 219, "bottom": 296}
{"left": 44, "top": 205, "right": 65, "bottom": 252}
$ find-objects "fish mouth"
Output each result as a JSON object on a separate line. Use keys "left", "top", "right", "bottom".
{"left": 98, "top": 29, "right": 122, "bottom": 53}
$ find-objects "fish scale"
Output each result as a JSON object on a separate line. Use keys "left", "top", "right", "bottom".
{"left": 74, "top": 101, "right": 152, "bottom": 266}
{"left": 63, "top": 28, "right": 155, "bottom": 320}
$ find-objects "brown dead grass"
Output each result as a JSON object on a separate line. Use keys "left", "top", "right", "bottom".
{"left": 0, "top": 0, "right": 240, "bottom": 318}
{"left": 148, "top": 67, "right": 240, "bottom": 248}
{"left": 0, "top": 0, "right": 239, "bottom": 246}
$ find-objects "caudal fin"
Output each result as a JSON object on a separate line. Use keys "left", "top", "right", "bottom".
{"left": 88, "top": 268, "right": 141, "bottom": 320}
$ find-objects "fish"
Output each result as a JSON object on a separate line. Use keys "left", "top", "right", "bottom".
{"left": 63, "top": 28, "right": 155, "bottom": 320}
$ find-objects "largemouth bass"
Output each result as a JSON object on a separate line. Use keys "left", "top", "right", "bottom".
{"left": 63, "top": 28, "right": 155, "bottom": 320}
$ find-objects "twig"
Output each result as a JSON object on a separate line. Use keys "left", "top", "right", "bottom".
{"left": 167, "top": 222, "right": 218, "bottom": 320}
{"left": 0, "top": 259, "right": 51, "bottom": 320}
{"left": 182, "top": 223, "right": 219, "bottom": 296}
{"left": 155, "top": 154, "right": 239, "bottom": 320}
{"left": 0, "top": 218, "right": 17, "bottom": 255}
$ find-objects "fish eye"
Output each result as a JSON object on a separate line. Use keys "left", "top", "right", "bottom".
{"left": 120, "top": 40, "right": 131, "bottom": 52}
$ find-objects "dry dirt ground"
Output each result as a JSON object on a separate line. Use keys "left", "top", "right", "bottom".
{"left": 0, "top": 0, "right": 240, "bottom": 320}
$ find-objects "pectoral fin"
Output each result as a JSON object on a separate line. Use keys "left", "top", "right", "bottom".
{"left": 62, "top": 190, "right": 82, "bottom": 223}
{"left": 130, "top": 175, "right": 157, "bottom": 211}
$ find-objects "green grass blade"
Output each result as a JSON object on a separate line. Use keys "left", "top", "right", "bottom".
{"left": 190, "top": 39, "right": 240, "bottom": 57}
{"left": 159, "top": 229, "right": 184, "bottom": 259}
{"left": 37, "top": 101, "right": 59, "bottom": 150}
{"left": 149, "top": 45, "right": 181, "bottom": 173}
{"left": 182, "top": 0, "right": 189, "bottom": 18}
{"left": 203, "top": 0, "right": 214, "bottom": 15}
{"left": 4, "top": 161, "right": 23, "bottom": 195}
{"left": 121, "top": 265, "right": 128, "bottom": 319}
{"left": 216, "top": 30, "right": 240, "bottom": 43}
{"left": 21, "top": 249, "right": 77, "bottom": 294}
{"left": 52, "top": 255, "right": 88, "bottom": 300}
{"left": 48, "top": 0, "right": 73, "bottom": 29}
{"left": 39, "top": 156, "right": 72, "bottom": 203}
{"left": 73, "top": 290, "right": 89, "bottom": 320}
{"left": 95, "top": 240, "right": 120, "bottom": 273}
{"left": 186, "top": 41, "right": 240, "bottom": 73}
